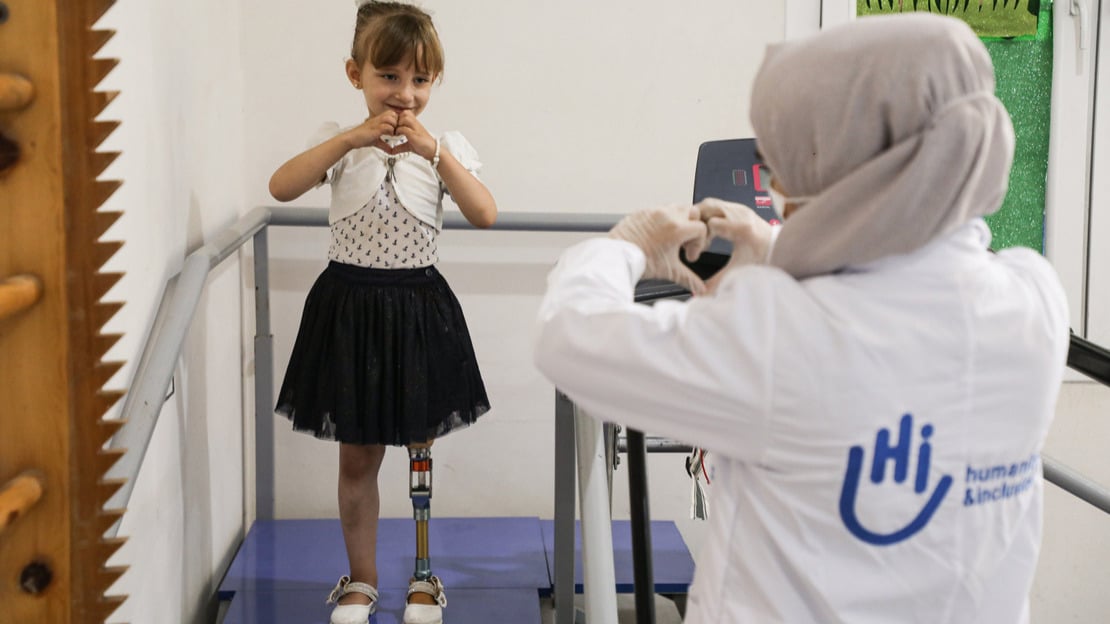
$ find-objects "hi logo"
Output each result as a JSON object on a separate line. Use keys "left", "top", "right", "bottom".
{"left": 838, "top": 414, "right": 953, "bottom": 546}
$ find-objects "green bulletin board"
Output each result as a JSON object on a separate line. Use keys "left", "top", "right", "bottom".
{"left": 856, "top": 1, "right": 1053, "bottom": 252}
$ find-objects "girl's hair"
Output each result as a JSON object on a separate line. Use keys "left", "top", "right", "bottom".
{"left": 352, "top": 2, "right": 444, "bottom": 79}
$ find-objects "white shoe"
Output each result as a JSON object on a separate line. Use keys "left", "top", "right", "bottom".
{"left": 330, "top": 604, "right": 372, "bottom": 624}
{"left": 402, "top": 576, "right": 447, "bottom": 624}
{"left": 326, "top": 575, "right": 379, "bottom": 624}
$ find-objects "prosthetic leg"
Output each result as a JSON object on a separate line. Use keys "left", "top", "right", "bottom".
{"left": 404, "top": 446, "right": 447, "bottom": 624}
{"left": 410, "top": 446, "right": 434, "bottom": 581}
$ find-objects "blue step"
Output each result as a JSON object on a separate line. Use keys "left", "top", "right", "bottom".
{"left": 540, "top": 520, "right": 696, "bottom": 595}
{"left": 219, "top": 516, "right": 695, "bottom": 623}
{"left": 220, "top": 517, "right": 550, "bottom": 596}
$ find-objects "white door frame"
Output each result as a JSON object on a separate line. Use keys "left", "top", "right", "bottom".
{"left": 1084, "top": 0, "right": 1108, "bottom": 345}
{"left": 1046, "top": 0, "right": 1101, "bottom": 338}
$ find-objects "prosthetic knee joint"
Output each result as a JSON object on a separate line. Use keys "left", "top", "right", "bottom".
{"left": 409, "top": 446, "right": 433, "bottom": 581}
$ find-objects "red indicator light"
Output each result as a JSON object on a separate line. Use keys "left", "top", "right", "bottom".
{"left": 753, "top": 164, "right": 769, "bottom": 192}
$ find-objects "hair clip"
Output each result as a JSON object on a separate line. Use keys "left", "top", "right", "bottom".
{"left": 355, "top": 0, "right": 375, "bottom": 8}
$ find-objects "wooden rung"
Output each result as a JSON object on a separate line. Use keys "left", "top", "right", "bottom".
{"left": 0, "top": 274, "right": 44, "bottom": 321}
{"left": 0, "top": 73, "right": 34, "bottom": 110}
{"left": 0, "top": 472, "right": 45, "bottom": 535}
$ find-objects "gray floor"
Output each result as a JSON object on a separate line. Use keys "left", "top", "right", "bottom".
{"left": 539, "top": 593, "right": 685, "bottom": 624}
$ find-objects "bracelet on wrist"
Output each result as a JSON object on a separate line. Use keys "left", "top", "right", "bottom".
{"left": 431, "top": 138, "right": 441, "bottom": 171}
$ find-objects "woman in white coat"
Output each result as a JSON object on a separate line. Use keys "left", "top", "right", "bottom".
{"left": 534, "top": 13, "right": 1069, "bottom": 624}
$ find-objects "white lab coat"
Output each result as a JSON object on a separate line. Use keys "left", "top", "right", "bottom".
{"left": 534, "top": 219, "right": 1069, "bottom": 623}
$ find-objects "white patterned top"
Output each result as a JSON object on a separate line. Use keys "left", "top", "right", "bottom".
{"left": 327, "top": 179, "right": 438, "bottom": 268}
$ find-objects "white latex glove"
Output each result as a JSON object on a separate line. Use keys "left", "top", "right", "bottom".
{"left": 609, "top": 204, "right": 710, "bottom": 296}
{"left": 696, "top": 198, "right": 773, "bottom": 292}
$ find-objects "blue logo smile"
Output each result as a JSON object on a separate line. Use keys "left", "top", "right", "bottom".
{"left": 838, "top": 413, "right": 952, "bottom": 546}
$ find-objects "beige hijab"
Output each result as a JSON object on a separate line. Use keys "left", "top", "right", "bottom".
{"left": 751, "top": 13, "right": 1014, "bottom": 279}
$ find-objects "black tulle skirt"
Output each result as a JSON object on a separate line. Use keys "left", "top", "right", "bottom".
{"left": 275, "top": 261, "right": 490, "bottom": 446}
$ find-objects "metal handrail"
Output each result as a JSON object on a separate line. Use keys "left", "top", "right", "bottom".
{"left": 1068, "top": 332, "right": 1110, "bottom": 387}
{"left": 1044, "top": 454, "right": 1110, "bottom": 515}
{"left": 101, "top": 203, "right": 1110, "bottom": 528}
{"left": 106, "top": 208, "right": 273, "bottom": 520}
{"left": 103, "top": 206, "right": 622, "bottom": 537}
{"left": 1038, "top": 333, "right": 1110, "bottom": 513}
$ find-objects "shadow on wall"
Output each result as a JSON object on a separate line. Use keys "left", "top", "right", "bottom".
{"left": 179, "top": 196, "right": 216, "bottom": 624}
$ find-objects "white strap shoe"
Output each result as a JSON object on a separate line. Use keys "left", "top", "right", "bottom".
{"left": 326, "top": 575, "right": 379, "bottom": 624}
{"left": 402, "top": 575, "right": 447, "bottom": 624}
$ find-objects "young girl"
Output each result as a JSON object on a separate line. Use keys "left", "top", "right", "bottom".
{"left": 269, "top": 2, "right": 495, "bottom": 623}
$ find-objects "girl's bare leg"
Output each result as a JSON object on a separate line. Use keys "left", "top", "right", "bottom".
{"left": 337, "top": 442, "right": 387, "bottom": 605}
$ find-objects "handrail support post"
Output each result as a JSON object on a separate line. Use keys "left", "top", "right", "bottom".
{"left": 253, "top": 228, "right": 275, "bottom": 521}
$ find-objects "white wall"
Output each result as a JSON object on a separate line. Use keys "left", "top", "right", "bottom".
{"left": 1033, "top": 381, "right": 1110, "bottom": 621}
{"left": 92, "top": 0, "right": 1110, "bottom": 622}
{"left": 243, "top": 0, "right": 780, "bottom": 214}
{"left": 94, "top": 0, "right": 248, "bottom": 622}
{"left": 244, "top": 0, "right": 785, "bottom": 555}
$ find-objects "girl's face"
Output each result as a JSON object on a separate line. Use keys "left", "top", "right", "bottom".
{"left": 346, "top": 54, "right": 435, "bottom": 119}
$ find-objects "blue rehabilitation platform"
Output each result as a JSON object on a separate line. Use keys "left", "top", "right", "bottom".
{"left": 219, "top": 517, "right": 694, "bottom": 623}
{"left": 539, "top": 519, "right": 696, "bottom": 595}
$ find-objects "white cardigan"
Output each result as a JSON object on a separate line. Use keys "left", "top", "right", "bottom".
{"left": 310, "top": 122, "right": 482, "bottom": 230}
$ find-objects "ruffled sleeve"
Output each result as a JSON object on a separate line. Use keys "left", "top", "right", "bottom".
{"left": 307, "top": 122, "right": 344, "bottom": 187}
{"left": 440, "top": 131, "right": 482, "bottom": 177}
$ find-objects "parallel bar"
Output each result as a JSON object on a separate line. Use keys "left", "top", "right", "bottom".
{"left": 265, "top": 205, "right": 622, "bottom": 232}
{"left": 106, "top": 206, "right": 620, "bottom": 537}
{"left": 103, "top": 201, "right": 1110, "bottom": 575}
{"left": 253, "top": 229, "right": 275, "bottom": 520}
{"left": 553, "top": 391, "right": 577, "bottom": 624}
{"left": 617, "top": 436, "right": 693, "bottom": 454}
{"left": 1067, "top": 333, "right": 1110, "bottom": 386}
{"left": 626, "top": 429, "right": 656, "bottom": 624}
{"left": 1043, "top": 454, "right": 1110, "bottom": 515}
{"left": 105, "top": 208, "right": 275, "bottom": 533}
